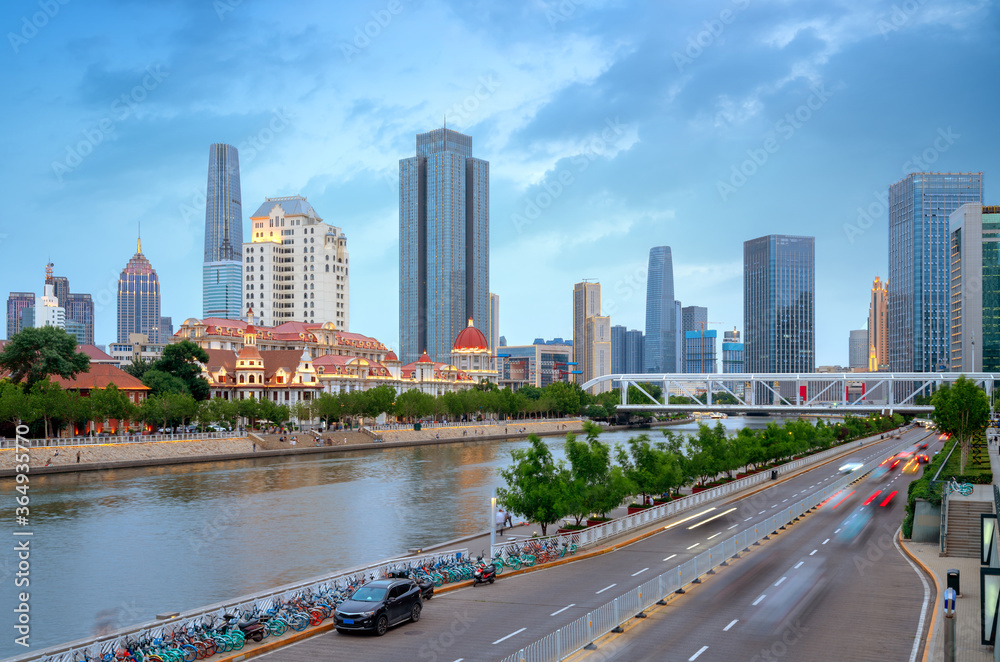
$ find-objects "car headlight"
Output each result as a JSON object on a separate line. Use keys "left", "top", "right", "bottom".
{"left": 362, "top": 610, "right": 375, "bottom": 617}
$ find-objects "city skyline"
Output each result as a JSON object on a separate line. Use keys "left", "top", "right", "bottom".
{"left": 3, "top": 1, "right": 998, "bottom": 365}
{"left": 203, "top": 142, "right": 243, "bottom": 320}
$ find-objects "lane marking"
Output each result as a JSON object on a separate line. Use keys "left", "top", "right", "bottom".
{"left": 707, "top": 532, "right": 722, "bottom": 540}
{"left": 758, "top": 511, "right": 765, "bottom": 515}
{"left": 687, "top": 543, "right": 701, "bottom": 550}
{"left": 550, "top": 604, "right": 575, "bottom": 616}
{"left": 688, "top": 507, "right": 737, "bottom": 530}
{"left": 809, "top": 549, "right": 817, "bottom": 556}
{"left": 728, "top": 524, "right": 739, "bottom": 530}
{"left": 894, "top": 527, "right": 931, "bottom": 662}
{"left": 834, "top": 528, "right": 841, "bottom": 534}
{"left": 723, "top": 619, "right": 738, "bottom": 631}
{"left": 632, "top": 567, "right": 649, "bottom": 576}
{"left": 664, "top": 507, "right": 719, "bottom": 530}
{"left": 782, "top": 499, "right": 788, "bottom": 503}
{"left": 745, "top": 516, "right": 753, "bottom": 521}
{"left": 492, "top": 628, "right": 526, "bottom": 645}
{"left": 690, "top": 646, "right": 709, "bottom": 661}
{"left": 774, "top": 576, "right": 787, "bottom": 586}
{"left": 752, "top": 594, "right": 767, "bottom": 606}
{"left": 822, "top": 538, "right": 830, "bottom": 545}
{"left": 771, "top": 504, "right": 779, "bottom": 509}
{"left": 794, "top": 561, "right": 804, "bottom": 569}
{"left": 596, "top": 583, "right": 617, "bottom": 594}
{"left": 664, "top": 554, "right": 677, "bottom": 562}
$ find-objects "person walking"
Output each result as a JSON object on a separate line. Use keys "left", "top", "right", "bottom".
{"left": 76, "top": 451, "right": 81, "bottom": 463}
{"left": 496, "top": 508, "right": 506, "bottom": 537}
{"left": 504, "top": 510, "right": 513, "bottom": 528}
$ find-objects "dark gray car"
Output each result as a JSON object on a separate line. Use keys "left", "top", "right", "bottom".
{"left": 334, "top": 578, "right": 422, "bottom": 636}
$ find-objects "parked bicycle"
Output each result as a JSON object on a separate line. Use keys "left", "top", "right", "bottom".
{"left": 947, "top": 477, "right": 974, "bottom": 496}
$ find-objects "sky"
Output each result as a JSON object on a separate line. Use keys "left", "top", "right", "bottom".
{"left": 1, "top": 0, "right": 998, "bottom": 366}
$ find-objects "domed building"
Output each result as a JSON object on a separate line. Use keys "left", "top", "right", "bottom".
{"left": 450, "top": 320, "right": 497, "bottom": 385}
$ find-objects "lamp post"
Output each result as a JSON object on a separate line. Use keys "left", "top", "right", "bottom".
{"left": 490, "top": 491, "right": 497, "bottom": 555}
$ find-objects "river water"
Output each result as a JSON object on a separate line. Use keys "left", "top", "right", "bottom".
{"left": 0, "top": 416, "right": 808, "bottom": 657}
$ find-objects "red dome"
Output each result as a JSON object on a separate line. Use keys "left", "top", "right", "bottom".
{"left": 384, "top": 350, "right": 399, "bottom": 362}
{"left": 453, "top": 324, "right": 489, "bottom": 351}
{"left": 417, "top": 351, "right": 433, "bottom": 363}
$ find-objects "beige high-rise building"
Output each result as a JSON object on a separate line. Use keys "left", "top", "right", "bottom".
{"left": 573, "top": 281, "right": 610, "bottom": 393}
{"left": 868, "top": 277, "right": 888, "bottom": 371}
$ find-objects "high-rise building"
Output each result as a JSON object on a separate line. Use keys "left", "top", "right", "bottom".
{"left": 38, "top": 263, "right": 65, "bottom": 330}
{"left": 51, "top": 276, "right": 69, "bottom": 308}
{"left": 848, "top": 330, "right": 868, "bottom": 371}
{"left": 722, "top": 329, "right": 744, "bottom": 373}
{"left": 950, "top": 204, "right": 1000, "bottom": 371}
{"left": 611, "top": 324, "right": 627, "bottom": 374}
{"left": 487, "top": 293, "right": 500, "bottom": 358}
{"left": 496, "top": 341, "right": 573, "bottom": 389}
{"left": 160, "top": 316, "right": 173, "bottom": 340}
{"left": 889, "top": 172, "right": 983, "bottom": 372}
{"left": 685, "top": 329, "right": 717, "bottom": 373}
{"left": 399, "top": 128, "right": 489, "bottom": 364}
{"left": 744, "top": 235, "right": 815, "bottom": 377}
{"left": 65, "top": 293, "right": 94, "bottom": 345}
{"left": 643, "top": 246, "right": 676, "bottom": 373}
{"left": 674, "top": 300, "right": 682, "bottom": 372}
{"left": 203, "top": 143, "right": 244, "bottom": 320}
{"left": 625, "top": 329, "right": 643, "bottom": 374}
{"left": 584, "top": 315, "right": 612, "bottom": 393}
{"left": 681, "top": 306, "right": 708, "bottom": 373}
{"left": 868, "top": 277, "right": 888, "bottom": 371}
{"left": 573, "top": 281, "right": 601, "bottom": 385}
{"left": 6, "top": 292, "right": 34, "bottom": 339}
{"left": 244, "top": 196, "right": 349, "bottom": 329}
{"left": 117, "top": 236, "right": 162, "bottom": 343}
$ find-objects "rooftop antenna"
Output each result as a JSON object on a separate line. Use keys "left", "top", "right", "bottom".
{"left": 137, "top": 220, "right": 142, "bottom": 254}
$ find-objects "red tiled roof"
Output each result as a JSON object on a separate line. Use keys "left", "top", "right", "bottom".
{"left": 78, "top": 345, "right": 117, "bottom": 362}
{"left": 49, "top": 364, "right": 150, "bottom": 391}
{"left": 453, "top": 325, "right": 489, "bottom": 351}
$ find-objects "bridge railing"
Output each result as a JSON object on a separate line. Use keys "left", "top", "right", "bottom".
{"left": 1, "top": 431, "right": 241, "bottom": 449}
{"left": 497, "top": 444, "right": 910, "bottom": 662}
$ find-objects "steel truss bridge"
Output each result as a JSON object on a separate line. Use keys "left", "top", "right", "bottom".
{"left": 580, "top": 372, "right": 998, "bottom": 414}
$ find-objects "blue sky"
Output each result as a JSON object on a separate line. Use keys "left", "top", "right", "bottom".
{"left": 2, "top": 0, "right": 997, "bottom": 365}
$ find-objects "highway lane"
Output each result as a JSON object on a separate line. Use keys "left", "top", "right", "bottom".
{"left": 258, "top": 428, "right": 937, "bottom": 662}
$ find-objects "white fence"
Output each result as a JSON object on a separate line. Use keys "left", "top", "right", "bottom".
{"left": 3, "top": 431, "right": 240, "bottom": 449}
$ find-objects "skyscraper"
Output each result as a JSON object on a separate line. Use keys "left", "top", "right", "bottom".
{"left": 117, "top": 236, "right": 162, "bottom": 343}
{"left": 681, "top": 305, "right": 708, "bottom": 373}
{"left": 611, "top": 324, "right": 627, "bottom": 374}
{"left": 868, "top": 277, "right": 888, "bottom": 371}
{"left": 625, "top": 329, "right": 644, "bottom": 374}
{"left": 949, "top": 203, "right": 1000, "bottom": 371}
{"left": 722, "top": 329, "right": 744, "bottom": 374}
{"left": 848, "top": 330, "right": 867, "bottom": 371}
{"left": 399, "top": 128, "right": 489, "bottom": 364}
{"left": 744, "top": 235, "right": 815, "bottom": 376}
{"left": 65, "top": 293, "right": 94, "bottom": 345}
{"left": 643, "top": 246, "right": 676, "bottom": 374}
{"left": 203, "top": 143, "right": 244, "bottom": 320}
{"left": 685, "top": 329, "right": 717, "bottom": 373}
{"left": 674, "top": 300, "right": 682, "bottom": 372}
{"left": 888, "top": 172, "right": 983, "bottom": 372}
{"left": 38, "top": 263, "right": 65, "bottom": 330}
{"left": 573, "top": 281, "right": 610, "bottom": 392}
{"left": 6, "top": 293, "right": 34, "bottom": 339}
{"left": 487, "top": 293, "right": 500, "bottom": 358}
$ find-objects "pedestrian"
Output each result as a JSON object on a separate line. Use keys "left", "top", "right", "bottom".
{"left": 504, "top": 510, "right": 513, "bottom": 528}
{"left": 252, "top": 442, "right": 256, "bottom": 453}
{"left": 76, "top": 451, "right": 81, "bottom": 463}
{"left": 496, "top": 509, "right": 506, "bottom": 536}
{"left": 291, "top": 436, "right": 297, "bottom": 446}
{"left": 54, "top": 449, "right": 59, "bottom": 459}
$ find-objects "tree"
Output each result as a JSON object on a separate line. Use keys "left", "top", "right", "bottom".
{"left": 27, "top": 379, "right": 71, "bottom": 438}
{"left": 121, "top": 357, "right": 153, "bottom": 380}
{"left": 314, "top": 392, "right": 342, "bottom": 426}
{"left": 0, "top": 326, "right": 90, "bottom": 391}
{"left": 562, "top": 423, "right": 632, "bottom": 523}
{"left": 363, "top": 385, "right": 397, "bottom": 420}
{"left": 497, "top": 435, "right": 566, "bottom": 536}
{"left": 142, "top": 369, "right": 189, "bottom": 397}
{"left": 150, "top": 341, "right": 210, "bottom": 401}
{"left": 617, "top": 434, "right": 681, "bottom": 503}
{"left": 90, "top": 384, "right": 135, "bottom": 434}
{"left": 0, "top": 380, "right": 30, "bottom": 428}
{"left": 931, "top": 376, "right": 990, "bottom": 474}
{"left": 545, "top": 381, "right": 582, "bottom": 417}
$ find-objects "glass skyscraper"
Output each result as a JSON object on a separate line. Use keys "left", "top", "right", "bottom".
{"left": 681, "top": 305, "right": 708, "bottom": 373}
{"left": 643, "top": 246, "right": 676, "bottom": 373}
{"left": 949, "top": 203, "right": 1000, "bottom": 371}
{"left": 117, "top": 237, "right": 162, "bottom": 343}
{"left": 399, "top": 128, "right": 489, "bottom": 364}
{"left": 6, "top": 293, "right": 34, "bottom": 339}
{"left": 743, "top": 234, "right": 815, "bottom": 374}
{"left": 888, "top": 172, "right": 983, "bottom": 372}
{"left": 203, "top": 143, "right": 244, "bottom": 319}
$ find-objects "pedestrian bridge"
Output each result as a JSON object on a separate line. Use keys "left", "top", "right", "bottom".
{"left": 580, "top": 372, "right": 998, "bottom": 414}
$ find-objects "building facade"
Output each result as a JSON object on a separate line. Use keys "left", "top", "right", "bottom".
{"left": 487, "top": 292, "right": 500, "bottom": 359}
{"left": 399, "top": 128, "right": 489, "bottom": 364}
{"left": 722, "top": 329, "right": 744, "bottom": 373}
{"left": 674, "top": 300, "right": 682, "bottom": 372}
{"left": 584, "top": 315, "right": 612, "bottom": 393}
{"left": 109, "top": 333, "right": 168, "bottom": 367}
{"left": 685, "top": 329, "right": 717, "bottom": 373}
{"left": 949, "top": 204, "right": 1000, "bottom": 372}
{"left": 625, "top": 329, "right": 644, "bottom": 374}
{"left": 65, "top": 293, "right": 94, "bottom": 345}
{"left": 203, "top": 143, "right": 244, "bottom": 319}
{"left": 743, "top": 234, "right": 815, "bottom": 375}
{"left": 244, "top": 196, "right": 350, "bottom": 329}
{"left": 611, "top": 325, "right": 627, "bottom": 374}
{"left": 848, "top": 329, "right": 868, "bottom": 371}
{"left": 38, "top": 263, "right": 66, "bottom": 330}
{"left": 681, "top": 305, "right": 708, "bottom": 373}
{"left": 573, "top": 281, "right": 605, "bottom": 389}
{"left": 868, "top": 277, "right": 888, "bottom": 371}
{"left": 6, "top": 292, "right": 34, "bottom": 339}
{"left": 643, "top": 246, "right": 676, "bottom": 374}
{"left": 117, "top": 237, "right": 163, "bottom": 344}
{"left": 888, "top": 172, "right": 983, "bottom": 372}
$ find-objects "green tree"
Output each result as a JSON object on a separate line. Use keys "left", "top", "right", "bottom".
{"left": 0, "top": 379, "right": 30, "bottom": 428}
{"left": 121, "top": 357, "right": 153, "bottom": 380}
{"left": 28, "top": 379, "right": 70, "bottom": 438}
{"left": 65, "top": 393, "right": 93, "bottom": 436}
{"left": 141, "top": 369, "right": 189, "bottom": 397}
{"left": 617, "top": 434, "right": 681, "bottom": 503}
{"left": 562, "top": 423, "right": 631, "bottom": 523}
{"left": 165, "top": 392, "right": 198, "bottom": 429}
{"left": 497, "top": 435, "right": 566, "bottom": 536}
{"left": 90, "top": 384, "right": 135, "bottom": 434}
{"left": 931, "top": 376, "right": 991, "bottom": 474}
{"left": 0, "top": 326, "right": 90, "bottom": 391}
{"left": 314, "top": 392, "right": 342, "bottom": 426}
{"left": 363, "top": 385, "right": 396, "bottom": 420}
{"left": 150, "top": 341, "right": 211, "bottom": 401}
{"left": 544, "top": 380, "right": 582, "bottom": 417}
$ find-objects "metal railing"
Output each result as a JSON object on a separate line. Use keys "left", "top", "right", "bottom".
{"left": 1, "top": 431, "right": 241, "bottom": 449}
{"left": 498, "top": 447, "right": 903, "bottom": 662}
{"left": 8, "top": 548, "right": 470, "bottom": 662}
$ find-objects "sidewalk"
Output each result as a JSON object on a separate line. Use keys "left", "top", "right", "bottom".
{"left": 899, "top": 440, "right": 999, "bottom": 662}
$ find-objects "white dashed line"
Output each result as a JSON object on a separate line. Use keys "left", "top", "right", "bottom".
{"left": 492, "top": 628, "right": 526, "bottom": 645}
{"left": 771, "top": 504, "right": 779, "bottom": 509}
{"left": 774, "top": 576, "right": 787, "bottom": 586}
{"left": 690, "top": 646, "right": 709, "bottom": 660}
{"left": 728, "top": 524, "right": 739, "bottom": 530}
{"left": 745, "top": 517, "right": 753, "bottom": 521}
{"left": 752, "top": 594, "right": 767, "bottom": 606}
{"left": 632, "top": 567, "right": 649, "bottom": 576}
{"left": 550, "top": 604, "right": 575, "bottom": 616}
{"left": 822, "top": 538, "right": 830, "bottom": 545}
{"left": 810, "top": 549, "right": 818, "bottom": 556}
{"left": 794, "top": 561, "right": 804, "bottom": 569}
{"left": 707, "top": 533, "right": 722, "bottom": 540}
{"left": 723, "top": 619, "right": 738, "bottom": 631}
{"left": 687, "top": 543, "right": 701, "bottom": 550}
{"left": 835, "top": 528, "right": 841, "bottom": 534}
{"left": 782, "top": 499, "right": 788, "bottom": 503}
{"left": 664, "top": 554, "right": 677, "bottom": 562}
{"left": 758, "top": 511, "right": 765, "bottom": 515}
{"left": 596, "top": 584, "right": 617, "bottom": 594}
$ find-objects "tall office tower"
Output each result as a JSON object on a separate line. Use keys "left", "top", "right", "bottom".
{"left": 848, "top": 330, "right": 868, "bottom": 371}
{"left": 674, "top": 300, "right": 682, "bottom": 372}
{"left": 625, "top": 329, "right": 644, "bottom": 374}
{"left": 65, "top": 293, "right": 94, "bottom": 345}
{"left": 487, "top": 293, "right": 500, "bottom": 358}
{"left": 868, "top": 277, "right": 888, "bottom": 371}
{"left": 573, "top": 281, "right": 602, "bottom": 385}
{"left": 744, "top": 235, "right": 815, "bottom": 379}
{"left": 643, "top": 246, "right": 676, "bottom": 373}
{"left": 399, "top": 128, "right": 489, "bottom": 364}
{"left": 950, "top": 204, "right": 1000, "bottom": 372}
{"left": 722, "top": 329, "right": 744, "bottom": 373}
{"left": 611, "top": 324, "right": 627, "bottom": 373}
{"left": 681, "top": 306, "right": 708, "bottom": 373}
{"left": 584, "top": 315, "right": 612, "bottom": 394}
{"left": 6, "top": 292, "right": 34, "bottom": 339}
{"left": 160, "top": 316, "right": 173, "bottom": 339}
{"left": 51, "top": 276, "right": 69, "bottom": 308}
{"left": 117, "top": 235, "right": 162, "bottom": 343}
{"left": 38, "top": 263, "right": 66, "bottom": 330}
{"left": 203, "top": 143, "right": 244, "bottom": 320}
{"left": 685, "top": 329, "right": 717, "bottom": 373}
{"left": 888, "top": 172, "right": 983, "bottom": 372}
{"left": 245, "top": 196, "right": 349, "bottom": 328}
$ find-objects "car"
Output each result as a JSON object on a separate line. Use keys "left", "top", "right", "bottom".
{"left": 334, "top": 579, "right": 422, "bottom": 636}
{"left": 839, "top": 462, "right": 864, "bottom": 474}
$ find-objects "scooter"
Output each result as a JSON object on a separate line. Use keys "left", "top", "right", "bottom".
{"left": 472, "top": 559, "right": 496, "bottom": 586}
{"left": 223, "top": 613, "right": 266, "bottom": 643}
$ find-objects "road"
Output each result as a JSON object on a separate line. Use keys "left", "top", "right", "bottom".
{"left": 260, "top": 428, "right": 938, "bottom": 662}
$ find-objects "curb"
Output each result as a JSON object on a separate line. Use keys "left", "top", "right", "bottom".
{"left": 897, "top": 532, "right": 940, "bottom": 662}
{"left": 214, "top": 623, "right": 335, "bottom": 662}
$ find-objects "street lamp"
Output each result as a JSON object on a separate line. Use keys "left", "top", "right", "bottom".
{"left": 490, "top": 492, "right": 497, "bottom": 555}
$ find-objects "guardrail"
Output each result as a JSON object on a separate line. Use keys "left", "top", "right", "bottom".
{"left": 0, "top": 431, "right": 241, "bottom": 449}
{"left": 494, "top": 429, "right": 915, "bottom": 557}
{"left": 8, "top": 548, "right": 469, "bottom": 662}
{"left": 498, "top": 444, "right": 906, "bottom": 662}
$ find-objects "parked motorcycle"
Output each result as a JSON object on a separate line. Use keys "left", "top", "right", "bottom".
{"left": 223, "top": 613, "right": 266, "bottom": 642}
{"left": 472, "top": 559, "right": 496, "bottom": 587}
